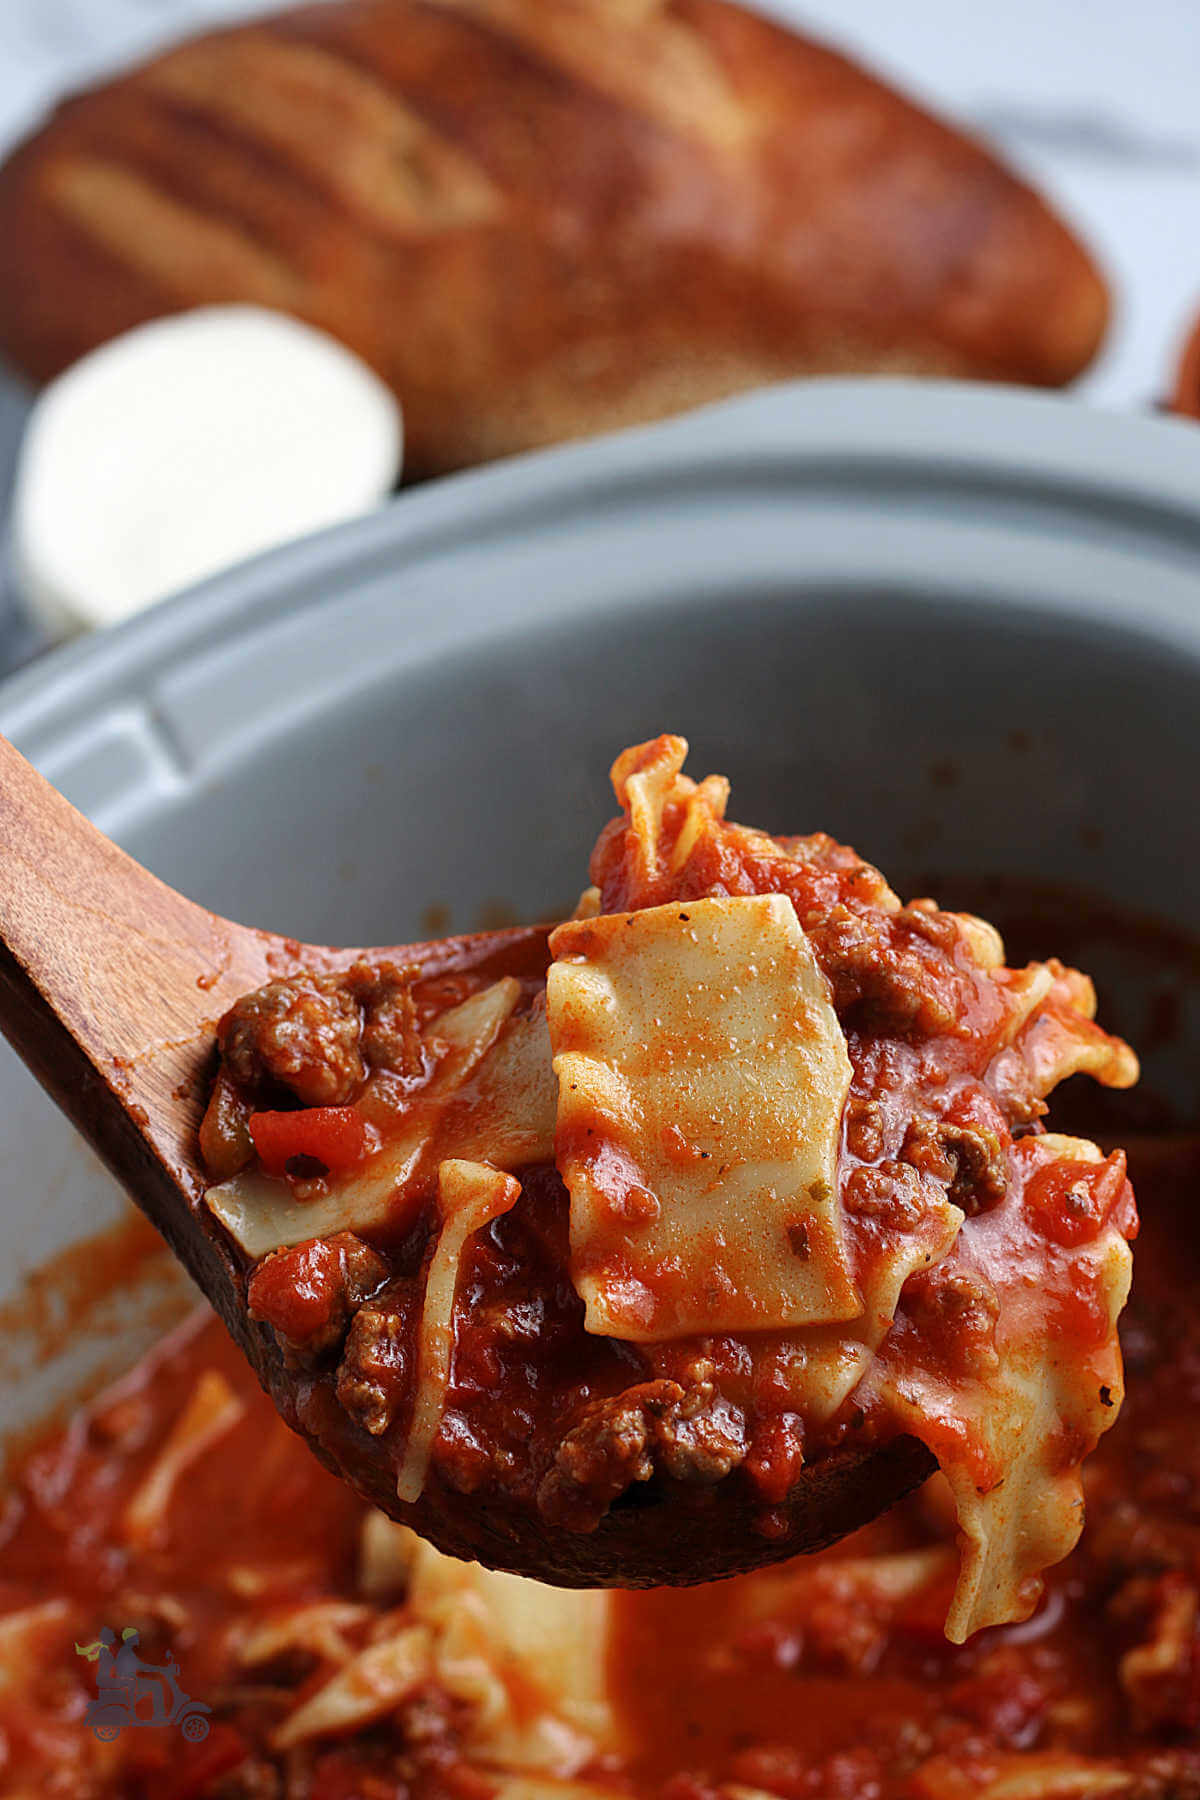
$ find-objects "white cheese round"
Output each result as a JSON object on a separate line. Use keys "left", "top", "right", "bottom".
{"left": 11, "top": 305, "right": 403, "bottom": 637}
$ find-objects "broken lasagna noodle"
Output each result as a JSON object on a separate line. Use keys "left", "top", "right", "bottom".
{"left": 200, "top": 736, "right": 1138, "bottom": 1642}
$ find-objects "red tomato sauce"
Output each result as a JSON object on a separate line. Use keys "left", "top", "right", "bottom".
{"left": 610, "top": 1136, "right": 1200, "bottom": 1798}
{"left": 0, "top": 1137, "right": 1190, "bottom": 1797}
{"left": 0, "top": 872, "right": 1193, "bottom": 1797}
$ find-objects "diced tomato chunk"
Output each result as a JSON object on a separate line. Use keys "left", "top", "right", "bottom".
{"left": 246, "top": 1232, "right": 388, "bottom": 1351}
{"left": 247, "top": 1238, "right": 348, "bottom": 1345}
{"left": 1026, "top": 1150, "right": 1136, "bottom": 1248}
{"left": 249, "top": 1106, "right": 370, "bottom": 1179}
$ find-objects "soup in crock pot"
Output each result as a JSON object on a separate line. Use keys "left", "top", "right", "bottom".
{"left": 0, "top": 742, "right": 1189, "bottom": 1800}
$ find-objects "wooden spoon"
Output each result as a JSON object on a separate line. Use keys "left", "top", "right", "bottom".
{"left": 0, "top": 732, "right": 933, "bottom": 1585}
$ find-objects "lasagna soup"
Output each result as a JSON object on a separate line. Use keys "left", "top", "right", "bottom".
{"left": 1, "top": 1163, "right": 1197, "bottom": 1800}
{"left": 195, "top": 737, "right": 1138, "bottom": 1642}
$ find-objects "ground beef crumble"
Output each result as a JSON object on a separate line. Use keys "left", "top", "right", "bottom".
{"left": 215, "top": 962, "right": 422, "bottom": 1113}
{"left": 539, "top": 1375, "right": 747, "bottom": 1532}
{"left": 336, "top": 1285, "right": 419, "bottom": 1437}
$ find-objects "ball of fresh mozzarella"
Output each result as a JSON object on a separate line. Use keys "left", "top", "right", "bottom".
{"left": 11, "top": 306, "right": 403, "bottom": 637}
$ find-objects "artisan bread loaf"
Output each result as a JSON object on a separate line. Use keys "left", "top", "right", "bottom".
{"left": 0, "top": 0, "right": 1108, "bottom": 478}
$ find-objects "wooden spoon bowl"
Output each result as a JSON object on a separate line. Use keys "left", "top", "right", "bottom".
{"left": 0, "top": 733, "right": 933, "bottom": 1586}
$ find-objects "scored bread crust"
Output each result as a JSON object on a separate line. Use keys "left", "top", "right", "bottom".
{"left": 0, "top": 0, "right": 1108, "bottom": 479}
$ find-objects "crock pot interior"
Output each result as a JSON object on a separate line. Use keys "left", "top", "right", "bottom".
{"left": 3, "top": 380, "right": 1199, "bottom": 1450}
{"left": 120, "top": 589, "right": 1197, "bottom": 931}
{"left": 110, "top": 587, "right": 1198, "bottom": 1124}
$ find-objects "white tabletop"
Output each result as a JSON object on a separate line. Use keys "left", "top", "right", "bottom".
{"left": 0, "top": 0, "right": 1197, "bottom": 660}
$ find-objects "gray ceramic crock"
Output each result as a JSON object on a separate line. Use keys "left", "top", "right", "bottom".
{"left": 1, "top": 376, "right": 1199, "bottom": 1449}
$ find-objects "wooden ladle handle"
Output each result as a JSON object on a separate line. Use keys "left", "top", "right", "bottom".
{"left": 0, "top": 732, "right": 277, "bottom": 1196}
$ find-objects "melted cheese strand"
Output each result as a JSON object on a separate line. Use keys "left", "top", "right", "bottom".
{"left": 396, "top": 1160, "right": 521, "bottom": 1505}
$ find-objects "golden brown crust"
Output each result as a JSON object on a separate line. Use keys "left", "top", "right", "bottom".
{"left": 0, "top": 0, "right": 1108, "bottom": 478}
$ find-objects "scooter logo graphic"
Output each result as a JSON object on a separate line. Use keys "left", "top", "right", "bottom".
{"left": 74, "top": 1627, "right": 212, "bottom": 1744}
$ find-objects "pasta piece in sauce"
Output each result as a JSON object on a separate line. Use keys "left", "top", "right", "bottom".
{"left": 201, "top": 735, "right": 1139, "bottom": 1639}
